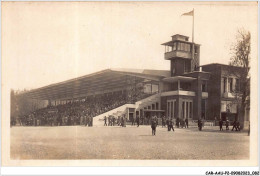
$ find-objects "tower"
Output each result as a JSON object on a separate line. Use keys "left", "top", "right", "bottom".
{"left": 162, "top": 34, "right": 200, "bottom": 76}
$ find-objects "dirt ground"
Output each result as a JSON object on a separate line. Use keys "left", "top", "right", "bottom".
{"left": 10, "top": 125, "right": 249, "bottom": 160}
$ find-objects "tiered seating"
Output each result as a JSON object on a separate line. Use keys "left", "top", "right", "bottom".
{"left": 18, "top": 89, "right": 154, "bottom": 126}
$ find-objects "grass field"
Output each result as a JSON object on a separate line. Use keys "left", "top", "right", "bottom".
{"left": 11, "top": 125, "right": 249, "bottom": 160}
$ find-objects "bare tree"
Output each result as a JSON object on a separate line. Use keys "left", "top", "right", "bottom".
{"left": 229, "top": 29, "right": 251, "bottom": 128}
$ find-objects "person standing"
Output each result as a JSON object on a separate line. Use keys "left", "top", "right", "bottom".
{"left": 236, "top": 121, "right": 241, "bottom": 131}
{"left": 198, "top": 118, "right": 202, "bottom": 131}
{"left": 90, "top": 116, "right": 93, "bottom": 127}
{"left": 131, "top": 116, "right": 135, "bottom": 126}
{"left": 185, "top": 118, "right": 189, "bottom": 128}
{"left": 108, "top": 116, "right": 111, "bottom": 126}
{"left": 117, "top": 116, "right": 121, "bottom": 126}
{"left": 166, "top": 118, "right": 170, "bottom": 131}
{"left": 121, "top": 116, "right": 124, "bottom": 127}
{"left": 162, "top": 116, "right": 166, "bottom": 128}
{"left": 123, "top": 115, "right": 127, "bottom": 127}
{"left": 136, "top": 115, "right": 140, "bottom": 127}
{"left": 231, "top": 119, "right": 237, "bottom": 131}
{"left": 219, "top": 118, "right": 223, "bottom": 131}
{"left": 151, "top": 116, "right": 157, "bottom": 136}
{"left": 176, "top": 117, "right": 180, "bottom": 128}
{"left": 225, "top": 118, "right": 229, "bottom": 130}
{"left": 85, "top": 115, "right": 89, "bottom": 126}
{"left": 104, "top": 116, "right": 107, "bottom": 126}
{"left": 112, "top": 116, "right": 115, "bottom": 126}
{"left": 168, "top": 118, "right": 174, "bottom": 132}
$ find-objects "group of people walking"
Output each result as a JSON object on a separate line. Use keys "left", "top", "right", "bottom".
{"left": 103, "top": 115, "right": 127, "bottom": 127}
{"left": 161, "top": 116, "right": 189, "bottom": 129}
{"left": 219, "top": 118, "right": 241, "bottom": 131}
{"left": 104, "top": 114, "right": 247, "bottom": 136}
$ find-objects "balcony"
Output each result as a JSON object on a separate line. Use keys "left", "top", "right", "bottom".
{"left": 164, "top": 50, "right": 192, "bottom": 60}
{"left": 161, "top": 90, "right": 195, "bottom": 97}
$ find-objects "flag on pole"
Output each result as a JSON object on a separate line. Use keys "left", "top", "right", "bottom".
{"left": 181, "top": 10, "right": 194, "bottom": 16}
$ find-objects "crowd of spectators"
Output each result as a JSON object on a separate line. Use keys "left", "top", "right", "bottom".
{"left": 14, "top": 92, "right": 128, "bottom": 127}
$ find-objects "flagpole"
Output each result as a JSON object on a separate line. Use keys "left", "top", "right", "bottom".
{"left": 192, "top": 8, "right": 195, "bottom": 70}
{"left": 192, "top": 8, "right": 194, "bottom": 43}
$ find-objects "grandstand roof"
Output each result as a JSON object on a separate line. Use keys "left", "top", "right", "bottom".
{"left": 23, "top": 68, "right": 170, "bottom": 100}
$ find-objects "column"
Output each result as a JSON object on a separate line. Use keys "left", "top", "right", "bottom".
{"left": 187, "top": 101, "right": 190, "bottom": 119}
{"left": 184, "top": 101, "right": 186, "bottom": 119}
{"left": 194, "top": 76, "right": 202, "bottom": 120}
{"left": 226, "top": 77, "right": 229, "bottom": 93}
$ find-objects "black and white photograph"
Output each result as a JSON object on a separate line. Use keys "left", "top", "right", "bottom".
{"left": 1, "top": 1, "right": 258, "bottom": 169}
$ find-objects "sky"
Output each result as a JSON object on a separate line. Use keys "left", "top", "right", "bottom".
{"left": 2, "top": 1, "right": 258, "bottom": 90}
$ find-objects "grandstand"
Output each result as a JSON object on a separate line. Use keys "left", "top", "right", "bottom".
{"left": 12, "top": 33, "right": 248, "bottom": 128}
{"left": 16, "top": 68, "right": 169, "bottom": 126}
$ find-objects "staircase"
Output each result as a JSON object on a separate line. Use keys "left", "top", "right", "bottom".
{"left": 93, "top": 93, "right": 161, "bottom": 126}
{"left": 135, "top": 93, "right": 160, "bottom": 110}
{"left": 93, "top": 104, "right": 136, "bottom": 126}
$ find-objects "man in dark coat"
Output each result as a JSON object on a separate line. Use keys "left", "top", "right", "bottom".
{"left": 180, "top": 118, "right": 185, "bottom": 128}
{"left": 166, "top": 118, "right": 170, "bottom": 131}
{"left": 176, "top": 117, "right": 180, "bottom": 128}
{"left": 151, "top": 116, "right": 157, "bottom": 136}
{"left": 108, "top": 116, "right": 112, "bottom": 126}
{"left": 168, "top": 118, "right": 174, "bottom": 132}
{"left": 198, "top": 118, "right": 202, "bottom": 131}
{"left": 185, "top": 118, "right": 189, "bottom": 128}
{"left": 112, "top": 116, "right": 115, "bottom": 126}
{"left": 104, "top": 116, "right": 107, "bottom": 126}
{"left": 225, "top": 118, "right": 229, "bottom": 130}
{"left": 123, "top": 115, "right": 127, "bottom": 127}
{"left": 236, "top": 121, "right": 241, "bottom": 131}
{"left": 219, "top": 119, "right": 223, "bottom": 131}
{"left": 232, "top": 119, "right": 237, "bottom": 131}
{"left": 117, "top": 116, "right": 121, "bottom": 126}
{"left": 136, "top": 115, "right": 140, "bottom": 127}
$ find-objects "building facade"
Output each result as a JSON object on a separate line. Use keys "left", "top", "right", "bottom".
{"left": 21, "top": 33, "right": 249, "bottom": 128}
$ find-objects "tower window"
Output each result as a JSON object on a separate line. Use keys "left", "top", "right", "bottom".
{"left": 195, "top": 46, "right": 198, "bottom": 54}
{"left": 228, "top": 78, "right": 233, "bottom": 92}
{"left": 202, "top": 81, "right": 207, "bottom": 92}
{"left": 177, "top": 42, "right": 191, "bottom": 52}
{"left": 235, "top": 79, "right": 240, "bottom": 92}
{"left": 223, "top": 77, "right": 227, "bottom": 93}
{"left": 173, "top": 42, "right": 177, "bottom": 51}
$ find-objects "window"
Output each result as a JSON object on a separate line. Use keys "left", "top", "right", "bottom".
{"left": 235, "top": 79, "right": 240, "bottom": 92}
{"left": 228, "top": 78, "right": 233, "bottom": 92}
{"left": 195, "top": 46, "right": 198, "bottom": 54}
{"left": 185, "top": 44, "right": 191, "bottom": 52}
{"left": 177, "top": 42, "right": 181, "bottom": 50}
{"left": 223, "top": 77, "right": 227, "bottom": 93}
{"left": 202, "top": 81, "right": 207, "bottom": 92}
{"left": 177, "top": 42, "right": 191, "bottom": 52}
{"left": 181, "top": 100, "right": 193, "bottom": 119}
{"left": 167, "top": 100, "right": 176, "bottom": 118}
{"left": 173, "top": 43, "right": 177, "bottom": 51}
